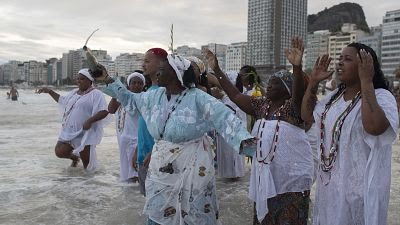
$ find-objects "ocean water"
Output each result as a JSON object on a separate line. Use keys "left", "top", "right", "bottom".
{"left": 0, "top": 88, "right": 398, "bottom": 225}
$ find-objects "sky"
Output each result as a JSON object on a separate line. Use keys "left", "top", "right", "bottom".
{"left": 0, "top": 0, "right": 398, "bottom": 64}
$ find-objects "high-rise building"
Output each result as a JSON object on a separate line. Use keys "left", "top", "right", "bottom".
{"left": 247, "top": 0, "right": 307, "bottom": 75}
{"left": 175, "top": 45, "right": 202, "bottom": 59}
{"left": 0, "top": 60, "right": 22, "bottom": 84}
{"left": 305, "top": 30, "right": 330, "bottom": 70}
{"left": 328, "top": 23, "right": 366, "bottom": 70}
{"left": 114, "top": 53, "right": 144, "bottom": 77}
{"left": 61, "top": 49, "right": 113, "bottom": 80}
{"left": 201, "top": 43, "right": 227, "bottom": 71}
{"left": 359, "top": 25, "right": 382, "bottom": 63}
{"left": 225, "top": 42, "right": 247, "bottom": 72}
{"left": 381, "top": 9, "right": 400, "bottom": 77}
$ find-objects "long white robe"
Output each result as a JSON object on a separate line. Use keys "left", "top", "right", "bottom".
{"left": 58, "top": 88, "right": 108, "bottom": 171}
{"left": 216, "top": 95, "right": 246, "bottom": 178}
{"left": 115, "top": 105, "right": 139, "bottom": 181}
{"left": 312, "top": 88, "right": 399, "bottom": 225}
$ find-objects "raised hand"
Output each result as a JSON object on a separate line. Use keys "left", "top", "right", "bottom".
{"left": 204, "top": 49, "right": 219, "bottom": 72}
{"left": 310, "top": 54, "right": 334, "bottom": 83}
{"left": 37, "top": 87, "right": 51, "bottom": 94}
{"left": 358, "top": 49, "right": 374, "bottom": 83}
{"left": 284, "top": 36, "right": 304, "bottom": 66}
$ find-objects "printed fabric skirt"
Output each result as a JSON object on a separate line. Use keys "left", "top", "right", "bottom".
{"left": 143, "top": 136, "right": 219, "bottom": 225}
{"left": 253, "top": 191, "right": 310, "bottom": 225}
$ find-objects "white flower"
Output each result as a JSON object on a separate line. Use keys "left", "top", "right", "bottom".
{"left": 176, "top": 107, "right": 196, "bottom": 124}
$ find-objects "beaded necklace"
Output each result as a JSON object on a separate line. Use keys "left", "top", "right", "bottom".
{"left": 255, "top": 102, "right": 285, "bottom": 164}
{"left": 160, "top": 89, "right": 188, "bottom": 138}
{"left": 117, "top": 106, "right": 126, "bottom": 133}
{"left": 62, "top": 87, "right": 94, "bottom": 127}
{"left": 319, "top": 90, "right": 361, "bottom": 172}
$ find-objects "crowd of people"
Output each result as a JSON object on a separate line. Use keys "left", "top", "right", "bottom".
{"left": 36, "top": 36, "right": 398, "bottom": 225}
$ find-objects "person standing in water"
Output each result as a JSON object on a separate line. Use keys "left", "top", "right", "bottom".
{"left": 108, "top": 72, "right": 145, "bottom": 182}
{"left": 10, "top": 86, "right": 19, "bottom": 101}
{"left": 37, "top": 69, "right": 109, "bottom": 170}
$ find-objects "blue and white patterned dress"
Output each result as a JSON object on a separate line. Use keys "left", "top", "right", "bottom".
{"left": 102, "top": 79, "right": 252, "bottom": 225}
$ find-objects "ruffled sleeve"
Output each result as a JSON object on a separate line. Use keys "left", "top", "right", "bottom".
{"left": 196, "top": 89, "right": 253, "bottom": 152}
{"left": 101, "top": 79, "right": 154, "bottom": 117}
{"left": 362, "top": 89, "right": 399, "bottom": 225}
{"left": 362, "top": 89, "right": 398, "bottom": 148}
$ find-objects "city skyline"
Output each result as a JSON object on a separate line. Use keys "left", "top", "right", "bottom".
{"left": 0, "top": 0, "right": 398, "bottom": 64}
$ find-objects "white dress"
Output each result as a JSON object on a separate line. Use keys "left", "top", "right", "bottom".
{"left": 312, "top": 89, "right": 399, "bottom": 225}
{"left": 216, "top": 95, "right": 246, "bottom": 178}
{"left": 58, "top": 88, "right": 108, "bottom": 171}
{"left": 248, "top": 120, "right": 314, "bottom": 221}
{"left": 115, "top": 105, "right": 139, "bottom": 181}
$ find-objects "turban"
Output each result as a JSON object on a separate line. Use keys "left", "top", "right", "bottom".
{"left": 146, "top": 48, "right": 168, "bottom": 59}
{"left": 186, "top": 56, "right": 206, "bottom": 75}
{"left": 167, "top": 54, "right": 191, "bottom": 87}
{"left": 78, "top": 68, "right": 94, "bottom": 81}
{"left": 272, "top": 70, "right": 293, "bottom": 96}
{"left": 127, "top": 72, "right": 145, "bottom": 85}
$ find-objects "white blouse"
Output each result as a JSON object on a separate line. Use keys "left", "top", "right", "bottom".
{"left": 312, "top": 88, "right": 398, "bottom": 225}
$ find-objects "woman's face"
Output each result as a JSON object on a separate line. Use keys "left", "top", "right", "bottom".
{"left": 142, "top": 51, "right": 162, "bottom": 77}
{"left": 128, "top": 77, "right": 144, "bottom": 93}
{"left": 336, "top": 47, "right": 359, "bottom": 85}
{"left": 157, "top": 60, "right": 178, "bottom": 87}
{"left": 265, "top": 76, "right": 289, "bottom": 100}
{"left": 191, "top": 62, "right": 201, "bottom": 82}
{"left": 76, "top": 74, "right": 92, "bottom": 91}
{"left": 239, "top": 69, "right": 252, "bottom": 90}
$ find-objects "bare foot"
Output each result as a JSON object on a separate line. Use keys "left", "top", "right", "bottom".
{"left": 130, "top": 177, "right": 139, "bottom": 183}
{"left": 71, "top": 158, "right": 80, "bottom": 167}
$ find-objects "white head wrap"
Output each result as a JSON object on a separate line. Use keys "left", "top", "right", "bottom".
{"left": 167, "top": 54, "right": 191, "bottom": 86}
{"left": 127, "top": 72, "right": 145, "bottom": 85}
{"left": 225, "top": 71, "right": 238, "bottom": 84}
{"left": 186, "top": 56, "right": 206, "bottom": 74}
{"left": 78, "top": 68, "right": 94, "bottom": 81}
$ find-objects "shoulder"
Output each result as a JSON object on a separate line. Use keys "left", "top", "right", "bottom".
{"left": 91, "top": 88, "right": 106, "bottom": 96}
{"left": 375, "top": 88, "right": 396, "bottom": 105}
{"left": 375, "top": 88, "right": 393, "bottom": 96}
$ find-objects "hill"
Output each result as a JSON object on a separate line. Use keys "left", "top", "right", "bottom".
{"left": 308, "top": 2, "right": 370, "bottom": 33}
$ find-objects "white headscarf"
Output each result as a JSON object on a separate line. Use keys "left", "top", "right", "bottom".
{"left": 167, "top": 54, "right": 191, "bottom": 86}
{"left": 78, "top": 68, "right": 94, "bottom": 81}
{"left": 186, "top": 56, "right": 206, "bottom": 75}
{"left": 225, "top": 71, "right": 238, "bottom": 84}
{"left": 127, "top": 72, "right": 145, "bottom": 85}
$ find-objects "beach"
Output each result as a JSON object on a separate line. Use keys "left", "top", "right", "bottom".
{"left": 0, "top": 88, "right": 399, "bottom": 225}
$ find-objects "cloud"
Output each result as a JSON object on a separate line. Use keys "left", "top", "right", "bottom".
{"left": 0, "top": 0, "right": 398, "bottom": 64}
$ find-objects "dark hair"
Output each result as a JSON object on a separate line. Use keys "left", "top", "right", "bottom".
{"left": 240, "top": 65, "right": 260, "bottom": 86}
{"left": 235, "top": 75, "right": 244, "bottom": 93}
{"left": 182, "top": 65, "right": 197, "bottom": 89}
{"left": 347, "top": 42, "right": 389, "bottom": 90}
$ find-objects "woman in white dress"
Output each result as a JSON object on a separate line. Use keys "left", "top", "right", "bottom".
{"left": 38, "top": 69, "right": 109, "bottom": 170}
{"left": 210, "top": 74, "right": 247, "bottom": 179}
{"left": 108, "top": 72, "right": 145, "bottom": 181}
{"left": 206, "top": 36, "right": 314, "bottom": 225}
{"left": 302, "top": 43, "right": 399, "bottom": 225}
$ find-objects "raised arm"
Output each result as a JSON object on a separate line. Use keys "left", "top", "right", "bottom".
{"left": 94, "top": 70, "right": 146, "bottom": 116}
{"left": 301, "top": 55, "right": 333, "bottom": 125}
{"left": 107, "top": 98, "right": 121, "bottom": 114}
{"left": 284, "top": 36, "right": 305, "bottom": 114}
{"left": 37, "top": 87, "right": 60, "bottom": 102}
{"left": 358, "top": 50, "right": 390, "bottom": 135}
{"left": 204, "top": 49, "right": 255, "bottom": 116}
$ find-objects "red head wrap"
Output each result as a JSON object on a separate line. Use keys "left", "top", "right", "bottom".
{"left": 146, "top": 48, "right": 168, "bottom": 59}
